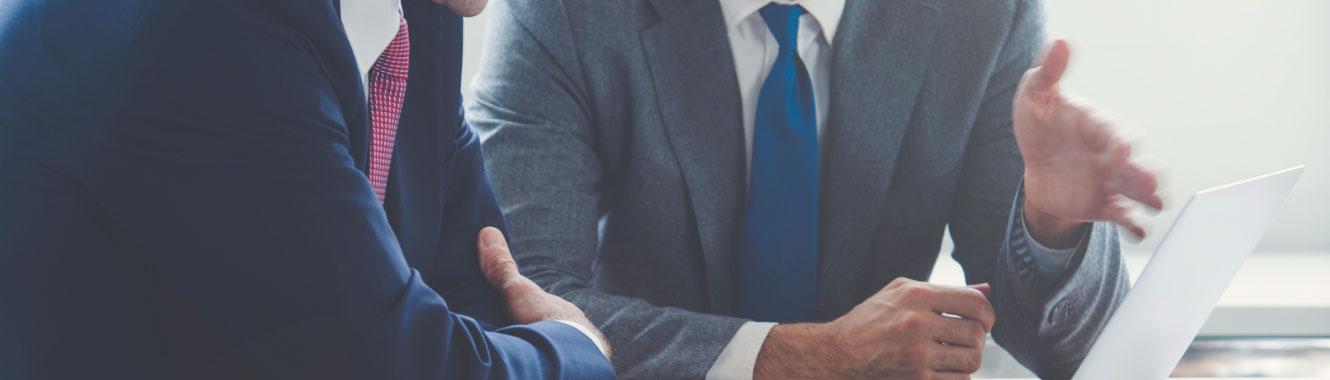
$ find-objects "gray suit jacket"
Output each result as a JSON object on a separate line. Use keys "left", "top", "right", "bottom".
{"left": 467, "top": 0, "right": 1130, "bottom": 378}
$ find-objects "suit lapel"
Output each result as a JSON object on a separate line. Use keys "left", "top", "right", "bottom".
{"left": 817, "top": 0, "right": 940, "bottom": 318}
{"left": 642, "top": 0, "right": 747, "bottom": 314}
{"left": 381, "top": 2, "right": 452, "bottom": 277}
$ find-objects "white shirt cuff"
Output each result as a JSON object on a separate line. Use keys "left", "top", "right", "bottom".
{"left": 705, "top": 321, "right": 778, "bottom": 380}
{"left": 554, "top": 320, "right": 609, "bottom": 359}
{"left": 1021, "top": 210, "right": 1081, "bottom": 276}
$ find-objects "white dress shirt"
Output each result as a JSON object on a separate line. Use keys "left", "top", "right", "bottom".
{"left": 707, "top": 1, "right": 1076, "bottom": 379}
{"left": 341, "top": 0, "right": 400, "bottom": 92}
{"left": 338, "top": 0, "right": 608, "bottom": 359}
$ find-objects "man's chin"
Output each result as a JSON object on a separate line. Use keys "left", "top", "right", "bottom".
{"left": 435, "top": 0, "right": 488, "bottom": 17}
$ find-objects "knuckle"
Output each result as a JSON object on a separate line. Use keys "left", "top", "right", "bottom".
{"left": 965, "top": 294, "right": 996, "bottom": 325}
{"left": 963, "top": 350, "right": 984, "bottom": 373}
{"left": 980, "top": 307, "right": 997, "bottom": 328}
{"left": 967, "top": 322, "right": 988, "bottom": 346}
{"left": 896, "top": 344, "right": 931, "bottom": 370}
{"left": 900, "top": 282, "right": 933, "bottom": 301}
{"left": 887, "top": 277, "right": 914, "bottom": 290}
{"left": 893, "top": 312, "right": 929, "bottom": 333}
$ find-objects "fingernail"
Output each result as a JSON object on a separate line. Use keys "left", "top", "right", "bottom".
{"left": 482, "top": 228, "right": 506, "bottom": 249}
{"left": 970, "top": 283, "right": 992, "bottom": 297}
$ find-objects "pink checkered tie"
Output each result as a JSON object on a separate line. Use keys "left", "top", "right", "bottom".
{"left": 367, "top": 16, "right": 410, "bottom": 204}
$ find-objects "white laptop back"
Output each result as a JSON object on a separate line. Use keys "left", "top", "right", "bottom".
{"left": 1071, "top": 166, "right": 1304, "bottom": 380}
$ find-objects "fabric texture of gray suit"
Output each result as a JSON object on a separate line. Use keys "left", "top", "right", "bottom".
{"left": 467, "top": 0, "right": 1130, "bottom": 378}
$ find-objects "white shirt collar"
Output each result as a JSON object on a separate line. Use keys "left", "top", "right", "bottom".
{"left": 718, "top": 0, "right": 845, "bottom": 43}
{"left": 341, "top": 0, "right": 403, "bottom": 85}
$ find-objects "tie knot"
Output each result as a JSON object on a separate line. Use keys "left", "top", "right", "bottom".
{"left": 760, "top": 3, "right": 803, "bottom": 50}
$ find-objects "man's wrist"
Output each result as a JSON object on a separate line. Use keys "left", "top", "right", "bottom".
{"left": 554, "top": 320, "right": 611, "bottom": 361}
{"left": 707, "top": 322, "right": 777, "bottom": 380}
{"left": 1022, "top": 192, "right": 1087, "bottom": 250}
{"left": 754, "top": 323, "right": 841, "bottom": 380}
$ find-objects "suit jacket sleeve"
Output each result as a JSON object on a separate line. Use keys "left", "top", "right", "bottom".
{"left": 945, "top": 1, "right": 1130, "bottom": 379}
{"left": 421, "top": 107, "right": 516, "bottom": 329}
{"left": 85, "top": 1, "right": 614, "bottom": 379}
{"left": 467, "top": 1, "right": 750, "bottom": 378}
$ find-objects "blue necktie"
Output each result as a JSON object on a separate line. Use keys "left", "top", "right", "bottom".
{"left": 736, "top": 4, "right": 818, "bottom": 323}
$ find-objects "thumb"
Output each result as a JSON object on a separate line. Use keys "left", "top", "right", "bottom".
{"left": 1021, "top": 39, "right": 1071, "bottom": 95}
{"left": 477, "top": 227, "right": 533, "bottom": 296}
{"left": 968, "top": 283, "right": 993, "bottom": 299}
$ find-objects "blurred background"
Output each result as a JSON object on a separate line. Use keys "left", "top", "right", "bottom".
{"left": 459, "top": 0, "right": 1330, "bottom": 377}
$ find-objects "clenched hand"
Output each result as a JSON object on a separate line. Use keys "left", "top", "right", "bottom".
{"left": 754, "top": 278, "right": 995, "bottom": 379}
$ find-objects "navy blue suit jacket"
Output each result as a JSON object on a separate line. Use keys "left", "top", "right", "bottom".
{"left": 0, "top": 0, "right": 614, "bottom": 379}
